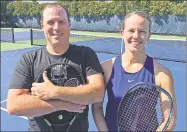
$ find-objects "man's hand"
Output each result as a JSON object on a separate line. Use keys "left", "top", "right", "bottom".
{"left": 31, "top": 71, "right": 58, "bottom": 100}
{"left": 64, "top": 102, "right": 87, "bottom": 113}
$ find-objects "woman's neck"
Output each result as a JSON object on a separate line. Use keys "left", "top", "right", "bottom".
{"left": 122, "top": 50, "right": 147, "bottom": 65}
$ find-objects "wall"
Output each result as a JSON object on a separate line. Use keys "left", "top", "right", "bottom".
{"left": 10, "top": 15, "right": 186, "bottom": 36}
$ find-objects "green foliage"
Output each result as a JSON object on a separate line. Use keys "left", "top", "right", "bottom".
{"left": 1, "top": 1, "right": 11, "bottom": 15}
{"left": 85, "top": 1, "right": 109, "bottom": 17}
{"left": 148, "top": 1, "right": 172, "bottom": 16}
{"left": 27, "top": 2, "right": 40, "bottom": 16}
{"left": 170, "top": 1, "right": 186, "bottom": 15}
{"left": 76, "top": 1, "right": 90, "bottom": 16}
{"left": 57, "top": 0, "right": 71, "bottom": 9}
{"left": 0, "top": 1, "right": 14, "bottom": 23}
{"left": 108, "top": 1, "right": 126, "bottom": 16}
{"left": 5, "top": 1, "right": 186, "bottom": 17}
{"left": 7, "top": 1, "right": 39, "bottom": 16}
{"left": 68, "top": 0, "right": 79, "bottom": 16}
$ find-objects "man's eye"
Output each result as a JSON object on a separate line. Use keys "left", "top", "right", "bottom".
{"left": 48, "top": 21, "right": 54, "bottom": 25}
{"left": 59, "top": 20, "right": 66, "bottom": 24}
{"left": 128, "top": 30, "right": 134, "bottom": 33}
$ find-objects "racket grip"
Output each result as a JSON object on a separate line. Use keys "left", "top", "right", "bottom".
{"left": 65, "top": 114, "right": 79, "bottom": 132}
{"left": 44, "top": 119, "right": 52, "bottom": 127}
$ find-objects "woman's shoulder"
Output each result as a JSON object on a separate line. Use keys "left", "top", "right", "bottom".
{"left": 153, "top": 59, "right": 173, "bottom": 86}
{"left": 101, "top": 57, "right": 116, "bottom": 67}
{"left": 153, "top": 59, "right": 172, "bottom": 75}
{"left": 101, "top": 57, "right": 117, "bottom": 83}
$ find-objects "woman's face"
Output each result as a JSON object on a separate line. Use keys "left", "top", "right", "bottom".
{"left": 121, "top": 14, "right": 151, "bottom": 53}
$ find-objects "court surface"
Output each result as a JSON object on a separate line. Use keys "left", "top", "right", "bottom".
{"left": 1, "top": 31, "right": 186, "bottom": 131}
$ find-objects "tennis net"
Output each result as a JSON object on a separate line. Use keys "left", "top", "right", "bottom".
{"left": 30, "top": 29, "right": 186, "bottom": 63}
{"left": 0, "top": 28, "right": 15, "bottom": 43}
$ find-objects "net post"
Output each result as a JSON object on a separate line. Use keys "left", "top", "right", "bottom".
{"left": 30, "top": 28, "right": 33, "bottom": 45}
{"left": 12, "top": 28, "right": 15, "bottom": 43}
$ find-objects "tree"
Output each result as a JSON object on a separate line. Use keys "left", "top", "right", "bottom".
{"left": 0, "top": 0, "right": 14, "bottom": 26}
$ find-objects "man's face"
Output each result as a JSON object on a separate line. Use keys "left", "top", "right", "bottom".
{"left": 41, "top": 7, "right": 70, "bottom": 46}
{"left": 121, "top": 14, "right": 151, "bottom": 52}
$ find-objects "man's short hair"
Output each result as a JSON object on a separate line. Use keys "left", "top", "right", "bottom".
{"left": 41, "top": 3, "right": 70, "bottom": 22}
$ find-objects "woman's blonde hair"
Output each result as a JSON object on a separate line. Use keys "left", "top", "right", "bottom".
{"left": 121, "top": 11, "right": 151, "bottom": 31}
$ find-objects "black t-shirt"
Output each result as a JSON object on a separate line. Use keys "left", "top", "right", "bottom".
{"left": 10, "top": 44, "right": 103, "bottom": 131}
{"left": 10, "top": 44, "right": 103, "bottom": 89}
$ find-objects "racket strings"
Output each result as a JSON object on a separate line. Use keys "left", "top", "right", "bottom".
{"left": 64, "top": 78, "right": 80, "bottom": 86}
{"left": 118, "top": 87, "right": 162, "bottom": 131}
{"left": 48, "top": 65, "right": 81, "bottom": 86}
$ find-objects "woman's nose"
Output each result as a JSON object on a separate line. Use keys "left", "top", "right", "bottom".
{"left": 132, "top": 31, "right": 139, "bottom": 39}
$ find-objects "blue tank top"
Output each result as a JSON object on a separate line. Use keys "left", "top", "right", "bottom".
{"left": 105, "top": 55, "right": 155, "bottom": 131}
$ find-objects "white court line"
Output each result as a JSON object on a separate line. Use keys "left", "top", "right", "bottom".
{"left": 1, "top": 107, "right": 28, "bottom": 120}
{"left": 1, "top": 100, "right": 7, "bottom": 104}
{"left": 150, "top": 37, "right": 186, "bottom": 41}
{"left": 1, "top": 107, "right": 7, "bottom": 112}
{"left": 71, "top": 32, "right": 186, "bottom": 41}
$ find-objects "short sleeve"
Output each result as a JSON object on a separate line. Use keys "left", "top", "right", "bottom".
{"left": 9, "top": 54, "right": 33, "bottom": 89}
{"left": 84, "top": 47, "right": 103, "bottom": 76}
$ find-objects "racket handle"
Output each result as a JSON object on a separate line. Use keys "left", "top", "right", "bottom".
{"left": 44, "top": 118, "right": 52, "bottom": 127}
{"left": 65, "top": 114, "right": 79, "bottom": 132}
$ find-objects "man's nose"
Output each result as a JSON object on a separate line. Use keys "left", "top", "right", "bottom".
{"left": 53, "top": 22, "right": 60, "bottom": 30}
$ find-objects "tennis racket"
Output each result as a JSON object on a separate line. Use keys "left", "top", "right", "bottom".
{"left": 117, "top": 82, "right": 173, "bottom": 132}
{"left": 30, "top": 63, "right": 86, "bottom": 132}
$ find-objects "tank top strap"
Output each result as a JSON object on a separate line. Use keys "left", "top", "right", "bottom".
{"left": 113, "top": 55, "right": 122, "bottom": 67}
{"left": 144, "top": 55, "right": 154, "bottom": 75}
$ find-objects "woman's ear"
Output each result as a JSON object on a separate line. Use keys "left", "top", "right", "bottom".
{"left": 120, "top": 29, "right": 124, "bottom": 36}
{"left": 40, "top": 21, "right": 43, "bottom": 28}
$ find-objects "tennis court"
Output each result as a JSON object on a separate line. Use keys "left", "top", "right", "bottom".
{"left": 1, "top": 28, "right": 186, "bottom": 131}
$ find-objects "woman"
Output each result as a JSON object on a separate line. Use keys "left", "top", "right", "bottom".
{"left": 92, "top": 11, "right": 177, "bottom": 131}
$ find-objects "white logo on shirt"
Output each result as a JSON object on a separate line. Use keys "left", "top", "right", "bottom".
{"left": 128, "top": 80, "right": 134, "bottom": 82}
{"left": 58, "top": 114, "right": 63, "bottom": 120}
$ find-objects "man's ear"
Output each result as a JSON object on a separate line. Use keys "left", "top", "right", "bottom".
{"left": 147, "top": 32, "right": 151, "bottom": 40}
{"left": 69, "top": 19, "right": 71, "bottom": 27}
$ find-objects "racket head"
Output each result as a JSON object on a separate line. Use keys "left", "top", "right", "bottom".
{"left": 117, "top": 82, "right": 173, "bottom": 132}
{"left": 37, "top": 63, "right": 85, "bottom": 86}
{"left": 36, "top": 63, "right": 86, "bottom": 125}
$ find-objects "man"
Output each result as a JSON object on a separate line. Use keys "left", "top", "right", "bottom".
{"left": 7, "top": 3, "right": 105, "bottom": 131}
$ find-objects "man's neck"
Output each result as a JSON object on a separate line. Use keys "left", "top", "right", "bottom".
{"left": 46, "top": 44, "right": 69, "bottom": 55}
